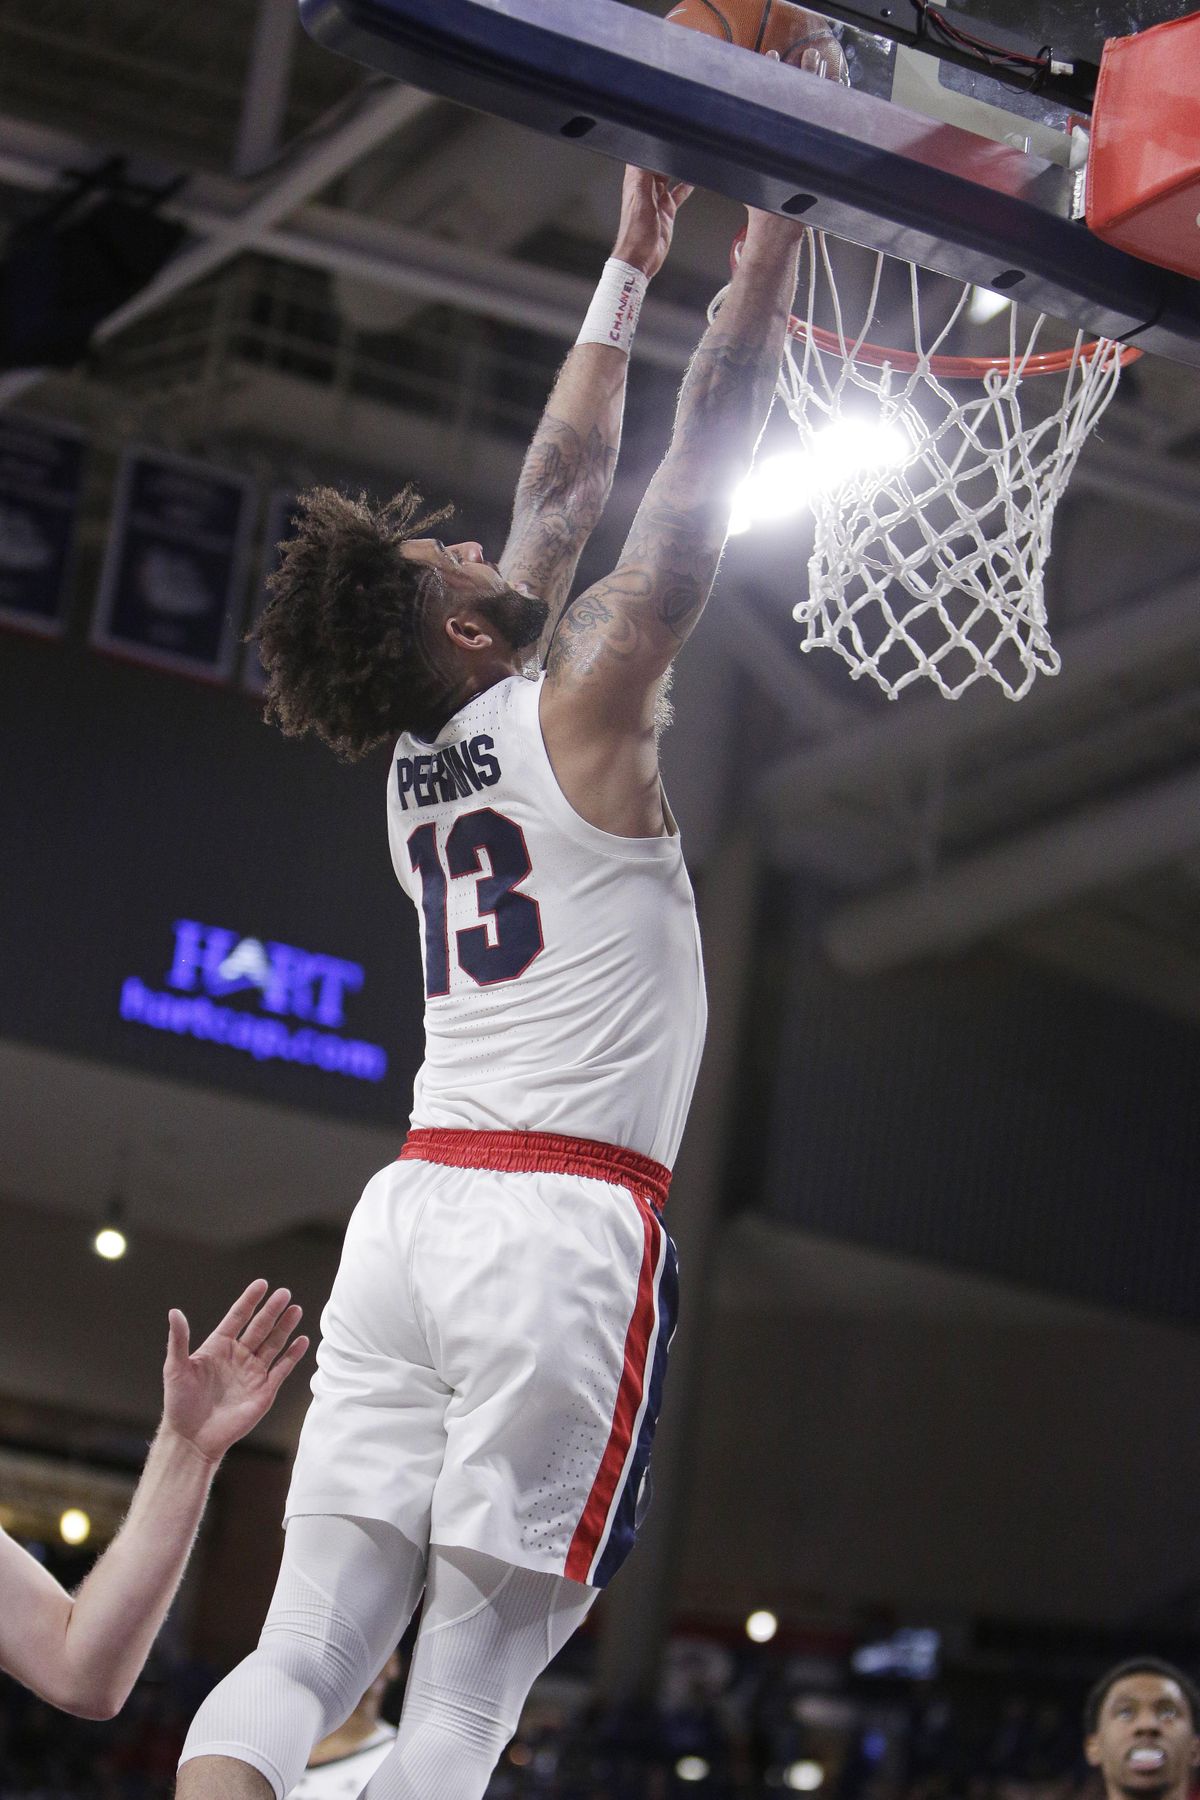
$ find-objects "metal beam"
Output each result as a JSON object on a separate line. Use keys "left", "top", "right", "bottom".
{"left": 0, "top": 80, "right": 439, "bottom": 408}
{"left": 1010, "top": 909, "right": 1200, "bottom": 1028}
{"left": 0, "top": 115, "right": 703, "bottom": 392}
{"left": 297, "top": 0, "right": 1200, "bottom": 364}
{"left": 822, "top": 759, "right": 1200, "bottom": 973}
{"left": 233, "top": 0, "right": 299, "bottom": 178}
{"left": 99, "top": 83, "right": 439, "bottom": 341}
{"left": 259, "top": 204, "right": 701, "bottom": 368}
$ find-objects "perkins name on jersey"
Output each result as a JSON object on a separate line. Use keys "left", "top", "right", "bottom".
{"left": 395, "top": 734, "right": 502, "bottom": 811}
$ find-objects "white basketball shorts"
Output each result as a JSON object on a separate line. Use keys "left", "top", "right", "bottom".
{"left": 284, "top": 1128, "right": 678, "bottom": 1587}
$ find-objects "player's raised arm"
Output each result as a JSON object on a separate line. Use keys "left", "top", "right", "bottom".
{"left": 499, "top": 167, "right": 690, "bottom": 658}
{"left": 539, "top": 209, "right": 803, "bottom": 836}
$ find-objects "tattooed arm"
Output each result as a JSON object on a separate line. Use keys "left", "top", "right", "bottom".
{"left": 498, "top": 347, "right": 625, "bottom": 644}
{"left": 539, "top": 211, "right": 804, "bottom": 837}
{"left": 499, "top": 168, "right": 689, "bottom": 658}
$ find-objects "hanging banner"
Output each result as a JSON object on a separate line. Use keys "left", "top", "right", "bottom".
{"left": 92, "top": 447, "right": 254, "bottom": 679}
{"left": 0, "top": 415, "right": 85, "bottom": 636}
{"left": 243, "top": 486, "right": 298, "bottom": 695}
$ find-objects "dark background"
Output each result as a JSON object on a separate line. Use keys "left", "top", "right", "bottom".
{"left": 2, "top": 1, "right": 1200, "bottom": 1793}
{"left": 0, "top": 628, "right": 425, "bottom": 1126}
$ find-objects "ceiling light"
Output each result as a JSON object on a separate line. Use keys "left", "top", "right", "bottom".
{"left": 676, "top": 1756, "right": 711, "bottom": 1782}
{"left": 93, "top": 1225, "right": 128, "bottom": 1261}
{"left": 729, "top": 419, "right": 910, "bottom": 535}
{"left": 967, "top": 285, "right": 1012, "bottom": 324}
{"left": 745, "top": 1608, "right": 778, "bottom": 1643}
{"left": 785, "top": 1761, "right": 825, "bottom": 1791}
{"left": 93, "top": 1192, "right": 128, "bottom": 1260}
{"left": 728, "top": 450, "right": 810, "bottom": 535}
{"left": 59, "top": 1508, "right": 91, "bottom": 1546}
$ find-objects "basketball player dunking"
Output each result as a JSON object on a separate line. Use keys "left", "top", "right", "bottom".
{"left": 177, "top": 119, "right": 837, "bottom": 1800}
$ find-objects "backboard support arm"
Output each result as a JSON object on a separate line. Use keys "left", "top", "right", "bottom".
{"left": 806, "top": 1, "right": 1100, "bottom": 112}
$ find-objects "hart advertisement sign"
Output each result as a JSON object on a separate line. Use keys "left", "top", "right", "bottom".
{"left": 119, "top": 919, "right": 388, "bottom": 1084}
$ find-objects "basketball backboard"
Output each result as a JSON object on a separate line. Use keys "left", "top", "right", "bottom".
{"left": 297, "top": 0, "right": 1200, "bottom": 365}
{"left": 845, "top": 0, "right": 1193, "bottom": 161}
{"left": 912, "top": 0, "right": 1185, "bottom": 64}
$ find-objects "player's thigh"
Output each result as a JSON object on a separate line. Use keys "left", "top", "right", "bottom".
{"left": 417, "top": 1169, "right": 677, "bottom": 1581}
{"left": 287, "top": 1162, "right": 453, "bottom": 1536}
{"left": 410, "top": 1544, "right": 595, "bottom": 1715}
{"left": 267, "top": 1514, "right": 426, "bottom": 1678}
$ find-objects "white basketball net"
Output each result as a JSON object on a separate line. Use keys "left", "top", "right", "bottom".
{"left": 742, "top": 231, "right": 1130, "bottom": 701}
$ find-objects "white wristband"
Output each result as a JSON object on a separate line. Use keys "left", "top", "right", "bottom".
{"left": 576, "top": 258, "right": 648, "bottom": 355}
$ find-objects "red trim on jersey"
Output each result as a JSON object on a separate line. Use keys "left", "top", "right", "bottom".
{"left": 565, "top": 1203, "right": 659, "bottom": 1582}
{"left": 398, "top": 1126, "right": 671, "bottom": 1214}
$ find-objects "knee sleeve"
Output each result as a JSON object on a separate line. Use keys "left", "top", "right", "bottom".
{"left": 180, "top": 1516, "right": 425, "bottom": 1799}
{"left": 362, "top": 1546, "right": 594, "bottom": 1800}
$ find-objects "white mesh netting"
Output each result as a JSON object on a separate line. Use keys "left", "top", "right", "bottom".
{"left": 736, "top": 232, "right": 1130, "bottom": 702}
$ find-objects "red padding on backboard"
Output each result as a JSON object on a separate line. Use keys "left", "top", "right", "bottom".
{"left": 1086, "top": 12, "right": 1200, "bottom": 282}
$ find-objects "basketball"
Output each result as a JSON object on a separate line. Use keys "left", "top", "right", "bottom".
{"left": 665, "top": 0, "right": 845, "bottom": 73}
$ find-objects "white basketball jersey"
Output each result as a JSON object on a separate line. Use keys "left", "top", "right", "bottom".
{"left": 386, "top": 673, "right": 706, "bottom": 1168}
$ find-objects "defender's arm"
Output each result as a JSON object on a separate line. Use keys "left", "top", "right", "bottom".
{"left": 539, "top": 213, "right": 803, "bottom": 836}
{"left": 499, "top": 168, "right": 690, "bottom": 657}
{"left": 0, "top": 1283, "right": 306, "bottom": 1719}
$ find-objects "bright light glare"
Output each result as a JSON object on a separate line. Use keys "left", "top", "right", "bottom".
{"left": 786, "top": 1761, "right": 826, "bottom": 1791}
{"left": 93, "top": 1226, "right": 128, "bottom": 1261}
{"left": 728, "top": 420, "right": 910, "bottom": 535}
{"left": 676, "top": 1756, "right": 711, "bottom": 1782}
{"left": 728, "top": 451, "right": 810, "bottom": 534}
{"left": 745, "top": 1608, "right": 778, "bottom": 1643}
{"left": 59, "top": 1508, "right": 91, "bottom": 1546}
{"left": 967, "top": 285, "right": 1012, "bottom": 324}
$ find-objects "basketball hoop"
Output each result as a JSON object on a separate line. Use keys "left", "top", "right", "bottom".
{"left": 721, "top": 230, "right": 1142, "bottom": 701}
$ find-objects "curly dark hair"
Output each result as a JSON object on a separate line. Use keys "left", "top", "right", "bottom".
{"left": 253, "top": 484, "right": 454, "bottom": 760}
{"left": 1084, "top": 1659, "right": 1200, "bottom": 1736}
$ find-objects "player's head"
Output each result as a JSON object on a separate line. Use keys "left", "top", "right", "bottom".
{"left": 1084, "top": 1660, "right": 1200, "bottom": 1800}
{"left": 255, "top": 485, "right": 549, "bottom": 758}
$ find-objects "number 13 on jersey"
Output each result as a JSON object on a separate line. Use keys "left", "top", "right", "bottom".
{"left": 408, "top": 807, "right": 544, "bottom": 998}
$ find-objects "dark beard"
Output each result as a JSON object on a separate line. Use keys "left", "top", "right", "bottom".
{"left": 479, "top": 585, "right": 549, "bottom": 652}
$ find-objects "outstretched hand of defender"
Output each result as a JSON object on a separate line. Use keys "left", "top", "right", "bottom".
{"left": 613, "top": 166, "right": 693, "bottom": 280}
{"left": 162, "top": 1280, "right": 309, "bottom": 1465}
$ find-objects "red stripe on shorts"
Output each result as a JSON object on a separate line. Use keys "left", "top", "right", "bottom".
{"left": 564, "top": 1202, "right": 659, "bottom": 1583}
{"left": 398, "top": 1126, "right": 671, "bottom": 1214}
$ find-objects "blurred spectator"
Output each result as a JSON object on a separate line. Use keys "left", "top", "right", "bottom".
{"left": 2, "top": 1625, "right": 1194, "bottom": 1800}
{"left": 287, "top": 1653, "right": 402, "bottom": 1798}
